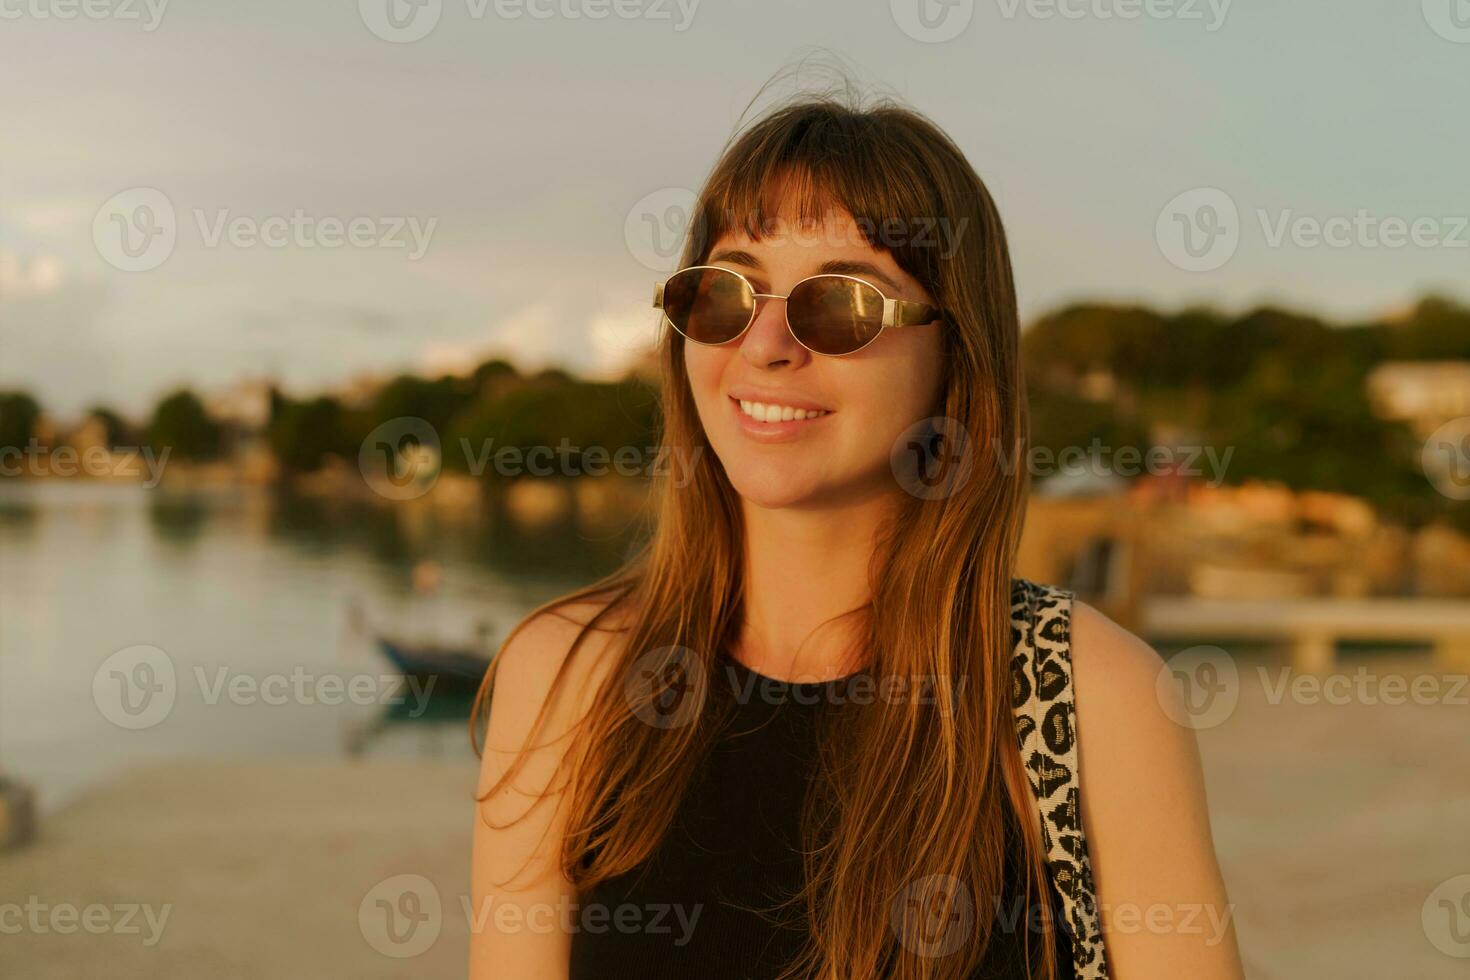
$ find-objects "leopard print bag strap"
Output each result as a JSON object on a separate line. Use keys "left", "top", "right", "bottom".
{"left": 1009, "top": 577, "right": 1110, "bottom": 979}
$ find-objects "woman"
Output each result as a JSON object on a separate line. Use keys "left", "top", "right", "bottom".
{"left": 470, "top": 91, "right": 1244, "bottom": 980}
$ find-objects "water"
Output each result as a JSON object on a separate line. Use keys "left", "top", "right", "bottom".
{"left": 0, "top": 481, "right": 633, "bottom": 812}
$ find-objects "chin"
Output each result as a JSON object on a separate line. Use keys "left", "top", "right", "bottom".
{"left": 722, "top": 460, "right": 826, "bottom": 510}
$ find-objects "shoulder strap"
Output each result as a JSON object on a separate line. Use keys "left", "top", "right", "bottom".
{"left": 1009, "top": 578, "right": 1110, "bottom": 980}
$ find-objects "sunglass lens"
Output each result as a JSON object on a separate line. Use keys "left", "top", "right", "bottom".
{"left": 787, "top": 276, "right": 884, "bottom": 355}
{"left": 662, "top": 267, "right": 753, "bottom": 345}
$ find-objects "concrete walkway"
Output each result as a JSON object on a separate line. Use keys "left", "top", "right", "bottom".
{"left": 1, "top": 651, "right": 1466, "bottom": 978}
{"left": 0, "top": 757, "right": 480, "bottom": 980}
{"left": 1196, "top": 651, "right": 1470, "bottom": 979}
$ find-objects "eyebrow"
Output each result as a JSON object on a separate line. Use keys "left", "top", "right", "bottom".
{"left": 707, "top": 248, "right": 903, "bottom": 294}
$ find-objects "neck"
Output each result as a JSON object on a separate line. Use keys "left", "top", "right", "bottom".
{"left": 733, "top": 493, "right": 895, "bottom": 682}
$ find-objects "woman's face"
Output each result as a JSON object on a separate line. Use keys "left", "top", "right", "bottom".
{"left": 683, "top": 207, "right": 946, "bottom": 511}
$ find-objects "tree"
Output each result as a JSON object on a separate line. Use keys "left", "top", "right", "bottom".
{"left": 268, "top": 395, "right": 351, "bottom": 471}
{"left": 369, "top": 374, "right": 474, "bottom": 438}
{"left": 147, "top": 389, "right": 222, "bottom": 461}
{"left": 446, "top": 376, "right": 659, "bottom": 479}
{"left": 0, "top": 391, "right": 42, "bottom": 451}
{"left": 86, "top": 406, "right": 135, "bottom": 449}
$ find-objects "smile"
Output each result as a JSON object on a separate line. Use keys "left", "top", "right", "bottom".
{"left": 736, "top": 399, "right": 831, "bottom": 423}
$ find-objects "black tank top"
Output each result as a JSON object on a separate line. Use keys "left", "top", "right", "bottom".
{"left": 569, "top": 654, "right": 1077, "bottom": 980}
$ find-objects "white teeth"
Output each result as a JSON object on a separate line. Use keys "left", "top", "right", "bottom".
{"left": 737, "top": 399, "right": 828, "bottom": 422}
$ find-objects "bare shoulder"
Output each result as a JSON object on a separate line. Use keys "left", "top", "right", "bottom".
{"left": 470, "top": 594, "right": 636, "bottom": 977}
{"left": 1067, "top": 598, "right": 1199, "bottom": 792}
{"left": 1066, "top": 599, "right": 1245, "bottom": 978}
{"left": 1068, "top": 599, "right": 1179, "bottom": 729}
{"left": 479, "top": 594, "right": 634, "bottom": 769}
{"left": 492, "top": 596, "right": 632, "bottom": 700}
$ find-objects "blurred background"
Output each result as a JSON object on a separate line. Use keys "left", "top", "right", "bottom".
{"left": 2, "top": 2, "right": 1468, "bottom": 977}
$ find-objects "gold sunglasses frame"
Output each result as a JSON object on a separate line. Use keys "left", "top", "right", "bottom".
{"left": 652, "top": 264, "right": 944, "bottom": 356}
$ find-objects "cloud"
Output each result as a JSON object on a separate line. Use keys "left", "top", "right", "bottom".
{"left": 588, "top": 300, "right": 660, "bottom": 378}
{"left": 0, "top": 247, "right": 67, "bottom": 297}
{"left": 0, "top": 247, "right": 111, "bottom": 415}
{"left": 240, "top": 304, "right": 404, "bottom": 337}
{"left": 419, "top": 303, "right": 561, "bottom": 377}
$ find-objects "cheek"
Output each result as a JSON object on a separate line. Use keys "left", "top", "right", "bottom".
{"left": 908, "top": 332, "right": 946, "bottom": 417}
{"left": 682, "top": 343, "right": 741, "bottom": 438}
{"left": 683, "top": 344, "right": 726, "bottom": 413}
{"left": 846, "top": 337, "right": 945, "bottom": 441}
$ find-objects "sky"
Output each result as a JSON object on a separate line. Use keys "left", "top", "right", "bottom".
{"left": 2, "top": 0, "right": 1468, "bottom": 418}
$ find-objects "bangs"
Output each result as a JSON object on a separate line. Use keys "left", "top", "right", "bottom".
{"left": 691, "top": 105, "right": 948, "bottom": 281}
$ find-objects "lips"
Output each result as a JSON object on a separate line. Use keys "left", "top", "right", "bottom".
{"left": 725, "top": 391, "right": 833, "bottom": 443}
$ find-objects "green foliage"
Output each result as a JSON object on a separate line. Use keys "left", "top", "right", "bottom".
{"left": 1025, "top": 389, "right": 1150, "bottom": 459}
{"left": 1375, "top": 296, "right": 1470, "bottom": 360}
{"left": 257, "top": 362, "right": 660, "bottom": 481}
{"left": 268, "top": 395, "right": 354, "bottom": 471}
{"left": 147, "top": 389, "right": 222, "bottom": 461}
{"left": 0, "top": 391, "right": 42, "bottom": 450}
{"left": 445, "top": 375, "right": 659, "bottom": 477}
{"left": 369, "top": 374, "right": 473, "bottom": 436}
{"left": 1205, "top": 357, "right": 1423, "bottom": 505}
{"left": 1024, "top": 297, "right": 1470, "bottom": 526}
{"left": 86, "top": 406, "right": 135, "bottom": 449}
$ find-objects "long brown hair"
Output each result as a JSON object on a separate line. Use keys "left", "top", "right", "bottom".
{"left": 472, "top": 84, "right": 1057, "bottom": 980}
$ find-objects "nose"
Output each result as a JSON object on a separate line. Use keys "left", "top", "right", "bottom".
{"left": 739, "top": 294, "right": 811, "bottom": 370}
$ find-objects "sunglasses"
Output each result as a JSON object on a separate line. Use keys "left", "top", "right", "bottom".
{"left": 653, "top": 264, "right": 944, "bottom": 356}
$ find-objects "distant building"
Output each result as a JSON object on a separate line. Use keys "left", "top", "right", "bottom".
{"left": 1366, "top": 361, "right": 1470, "bottom": 438}
{"left": 339, "top": 373, "right": 390, "bottom": 411}
{"left": 29, "top": 414, "right": 61, "bottom": 448}
{"left": 206, "top": 378, "right": 274, "bottom": 432}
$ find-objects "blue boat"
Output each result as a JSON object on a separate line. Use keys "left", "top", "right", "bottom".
{"left": 374, "top": 636, "right": 493, "bottom": 695}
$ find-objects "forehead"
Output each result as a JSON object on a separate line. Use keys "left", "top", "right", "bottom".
{"left": 710, "top": 201, "right": 873, "bottom": 250}
{"left": 706, "top": 207, "right": 907, "bottom": 279}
